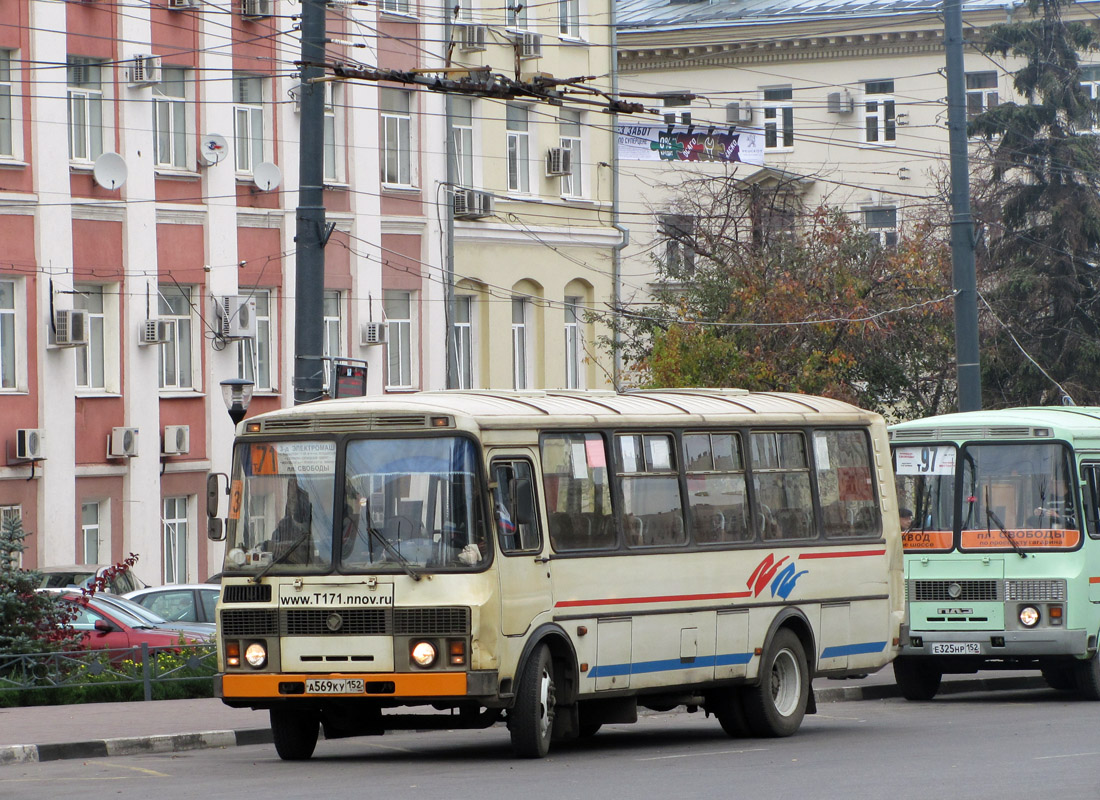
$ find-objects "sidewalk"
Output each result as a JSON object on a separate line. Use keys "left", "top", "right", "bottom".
{"left": 0, "top": 668, "right": 1047, "bottom": 766}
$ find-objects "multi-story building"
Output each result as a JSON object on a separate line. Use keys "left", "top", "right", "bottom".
{"left": 614, "top": 0, "right": 1100, "bottom": 300}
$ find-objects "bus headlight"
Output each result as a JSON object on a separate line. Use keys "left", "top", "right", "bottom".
{"left": 411, "top": 641, "right": 437, "bottom": 668}
{"left": 1019, "top": 606, "right": 1041, "bottom": 627}
{"left": 245, "top": 642, "right": 268, "bottom": 667}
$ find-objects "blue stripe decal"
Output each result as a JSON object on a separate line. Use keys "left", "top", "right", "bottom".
{"left": 820, "top": 641, "right": 887, "bottom": 658}
{"left": 587, "top": 652, "right": 753, "bottom": 679}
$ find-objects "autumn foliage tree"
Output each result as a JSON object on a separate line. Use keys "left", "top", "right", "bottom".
{"left": 612, "top": 175, "right": 957, "bottom": 419}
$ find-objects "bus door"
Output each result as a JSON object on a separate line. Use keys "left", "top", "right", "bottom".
{"left": 1081, "top": 462, "right": 1100, "bottom": 604}
{"left": 490, "top": 453, "right": 553, "bottom": 636}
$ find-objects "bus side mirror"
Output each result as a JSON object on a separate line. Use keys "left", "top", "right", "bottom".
{"left": 208, "top": 518, "right": 225, "bottom": 542}
{"left": 207, "top": 473, "right": 227, "bottom": 518}
{"left": 511, "top": 478, "right": 535, "bottom": 526}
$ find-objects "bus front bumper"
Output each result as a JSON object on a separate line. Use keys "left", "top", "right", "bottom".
{"left": 899, "top": 624, "right": 1088, "bottom": 659}
{"left": 218, "top": 671, "right": 484, "bottom": 702}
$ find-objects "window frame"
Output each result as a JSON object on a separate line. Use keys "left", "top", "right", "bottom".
{"left": 322, "top": 289, "right": 344, "bottom": 393}
{"left": 863, "top": 206, "right": 898, "bottom": 250}
{"left": 451, "top": 97, "right": 476, "bottom": 188}
{"left": 965, "top": 71, "right": 999, "bottom": 121}
{"left": 0, "top": 49, "right": 21, "bottom": 161}
{"left": 380, "top": 88, "right": 414, "bottom": 188}
{"left": 81, "top": 501, "right": 103, "bottom": 563}
{"left": 558, "top": 0, "right": 580, "bottom": 38}
{"left": 233, "top": 74, "right": 265, "bottom": 175}
{"left": 762, "top": 86, "right": 794, "bottom": 151}
{"left": 0, "top": 278, "right": 22, "bottom": 391}
{"left": 237, "top": 288, "right": 274, "bottom": 392}
{"left": 67, "top": 57, "right": 104, "bottom": 164}
{"left": 563, "top": 295, "right": 582, "bottom": 389}
{"left": 158, "top": 284, "right": 196, "bottom": 391}
{"left": 511, "top": 296, "right": 530, "bottom": 389}
{"left": 506, "top": 103, "right": 531, "bottom": 194}
{"left": 153, "top": 66, "right": 189, "bottom": 170}
{"left": 453, "top": 294, "right": 474, "bottom": 390}
{"left": 863, "top": 80, "right": 897, "bottom": 145}
{"left": 558, "top": 108, "right": 582, "bottom": 198}
{"left": 163, "top": 496, "right": 189, "bottom": 584}
{"left": 384, "top": 289, "right": 415, "bottom": 390}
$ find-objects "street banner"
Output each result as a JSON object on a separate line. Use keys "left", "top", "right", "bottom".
{"left": 616, "top": 124, "right": 765, "bottom": 166}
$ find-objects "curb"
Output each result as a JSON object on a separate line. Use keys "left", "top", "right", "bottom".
{"left": 0, "top": 727, "right": 273, "bottom": 766}
{"left": 0, "top": 675, "right": 1049, "bottom": 767}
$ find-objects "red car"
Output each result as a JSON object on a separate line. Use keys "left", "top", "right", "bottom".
{"left": 57, "top": 592, "right": 205, "bottom": 659}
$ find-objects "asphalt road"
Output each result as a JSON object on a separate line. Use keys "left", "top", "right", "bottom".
{"left": 2, "top": 687, "right": 1097, "bottom": 800}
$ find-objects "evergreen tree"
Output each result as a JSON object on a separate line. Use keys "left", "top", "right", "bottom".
{"left": 0, "top": 515, "right": 79, "bottom": 655}
{"left": 970, "top": 0, "right": 1100, "bottom": 405}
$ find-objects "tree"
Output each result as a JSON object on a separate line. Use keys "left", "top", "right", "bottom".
{"left": 610, "top": 174, "right": 957, "bottom": 419}
{"left": 970, "top": 0, "right": 1100, "bottom": 405}
{"left": 0, "top": 515, "right": 78, "bottom": 655}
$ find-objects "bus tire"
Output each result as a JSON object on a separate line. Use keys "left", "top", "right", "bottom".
{"left": 744, "top": 629, "right": 808, "bottom": 737}
{"left": 270, "top": 708, "right": 320, "bottom": 761}
{"left": 893, "top": 656, "right": 941, "bottom": 701}
{"left": 708, "top": 687, "right": 750, "bottom": 737}
{"left": 508, "top": 644, "right": 556, "bottom": 758}
{"left": 1075, "top": 652, "right": 1100, "bottom": 700}
{"left": 1041, "top": 665, "right": 1076, "bottom": 692}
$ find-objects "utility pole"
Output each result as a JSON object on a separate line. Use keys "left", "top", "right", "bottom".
{"left": 944, "top": 0, "right": 982, "bottom": 411}
{"left": 292, "top": 0, "right": 330, "bottom": 404}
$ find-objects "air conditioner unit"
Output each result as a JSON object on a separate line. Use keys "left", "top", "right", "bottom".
{"left": 518, "top": 31, "right": 541, "bottom": 58}
{"left": 108, "top": 427, "right": 139, "bottom": 458}
{"left": 453, "top": 187, "right": 493, "bottom": 220}
{"left": 15, "top": 429, "right": 45, "bottom": 461}
{"left": 240, "top": 0, "right": 272, "bottom": 19}
{"left": 53, "top": 309, "right": 89, "bottom": 347}
{"left": 360, "top": 321, "right": 388, "bottom": 346}
{"left": 162, "top": 425, "right": 190, "bottom": 456}
{"left": 545, "top": 147, "right": 572, "bottom": 177}
{"left": 827, "top": 90, "right": 854, "bottom": 114}
{"left": 139, "top": 318, "right": 171, "bottom": 346}
{"left": 219, "top": 295, "right": 258, "bottom": 339}
{"left": 126, "top": 55, "right": 162, "bottom": 87}
{"left": 456, "top": 23, "right": 487, "bottom": 52}
{"left": 726, "top": 101, "right": 752, "bottom": 124}
{"left": 168, "top": 0, "right": 198, "bottom": 9}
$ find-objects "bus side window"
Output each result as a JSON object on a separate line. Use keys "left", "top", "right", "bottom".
{"left": 493, "top": 459, "right": 542, "bottom": 554}
{"left": 1083, "top": 464, "right": 1100, "bottom": 539}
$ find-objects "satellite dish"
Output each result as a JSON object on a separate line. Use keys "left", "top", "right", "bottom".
{"left": 92, "top": 152, "right": 128, "bottom": 190}
{"left": 252, "top": 161, "right": 282, "bottom": 191}
{"left": 199, "top": 133, "right": 228, "bottom": 166}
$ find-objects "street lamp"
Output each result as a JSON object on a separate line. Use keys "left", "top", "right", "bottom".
{"left": 220, "top": 378, "right": 254, "bottom": 426}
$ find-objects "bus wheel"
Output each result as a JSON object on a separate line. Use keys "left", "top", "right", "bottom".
{"left": 1041, "top": 665, "right": 1076, "bottom": 692}
{"left": 708, "top": 687, "right": 749, "bottom": 737}
{"left": 270, "top": 708, "right": 320, "bottom": 761}
{"left": 508, "top": 644, "right": 557, "bottom": 758}
{"left": 1074, "top": 652, "right": 1100, "bottom": 700}
{"left": 744, "top": 629, "right": 808, "bottom": 737}
{"left": 893, "top": 657, "right": 942, "bottom": 701}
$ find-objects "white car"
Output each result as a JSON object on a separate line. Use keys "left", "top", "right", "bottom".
{"left": 124, "top": 584, "right": 221, "bottom": 625}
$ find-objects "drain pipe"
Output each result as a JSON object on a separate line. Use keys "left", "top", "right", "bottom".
{"left": 609, "top": 0, "right": 628, "bottom": 391}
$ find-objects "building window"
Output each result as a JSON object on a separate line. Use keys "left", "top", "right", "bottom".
{"left": 237, "top": 289, "right": 273, "bottom": 391}
{"left": 763, "top": 87, "right": 794, "bottom": 150}
{"left": 559, "top": 109, "right": 582, "bottom": 197}
{"left": 512, "top": 297, "right": 530, "bottom": 389}
{"left": 380, "top": 0, "right": 410, "bottom": 13}
{"left": 153, "top": 67, "right": 188, "bottom": 169}
{"left": 564, "top": 296, "right": 582, "bottom": 389}
{"left": 863, "top": 80, "right": 896, "bottom": 144}
{"left": 864, "top": 207, "right": 898, "bottom": 249}
{"left": 67, "top": 57, "right": 104, "bottom": 163}
{"left": 453, "top": 295, "right": 473, "bottom": 389}
{"left": 0, "top": 279, "right": 17, "bottom": 390}
{"left": 506, "top": 103, "right": 530, "bottom": 193}
{"left": 385, "top": 290, "right": 414, "bottom": 389}
{"left": 451, "top": 97, "right": 475, "bottom": 188}
{"left": 81, "top": 501, "right": 102, "bottom": 563}
{"left": 966, "top": 72, "right": 998, "bottom": 120}
{"left": 74, "top": 284, "right": 106, "bottom": 390}
{"left": 323, "top": 82, "right": 340, "bottom": 182}
{"left": 163, "top": 496, "right": 188, "bottom": 584}
{"left": 0, "top": 51, "right": 14, "bottom": 158}
{"left": 457, "top": 0, "right": 474, "bottom": 20}
{"left": 508, "top": 1, "right": 529, "bottom": 29}
{"left": 322, "top": 289, "right": 344, "bottom": 392}
{"left": 233, "top": 75, "right": 264, "bottom": 174}
{"left": 558, "top": 0, "right": 579, "bottom": 37}
{"left": 158, "top": 284, "right": 194, "bottom": 390}
{"left": 658, "top": 214, "right": 695, "bottom": 276}
{"left": 381, "top": 88, "right": 413, "bottom": 186}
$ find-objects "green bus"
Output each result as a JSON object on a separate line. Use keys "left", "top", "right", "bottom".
{"left": 889, "top": 407, "right": 1100, "bottom": 701}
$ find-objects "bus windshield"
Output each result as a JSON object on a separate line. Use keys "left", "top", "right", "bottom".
{"left": 959, "top": 442, "right": 1080, "bottom": 551}
{"left": 894, "top": 444, "right": 956, "bottom": 551}
{"left": 223, "top": 436, "right": 489, "bottom": 575}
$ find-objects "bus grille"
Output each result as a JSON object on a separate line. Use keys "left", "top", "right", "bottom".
{"left": 1004, "top": 579, "right": 1066, "bottom": 602}
{"left": 911, "top": 579, "right": 1000, "bottom": 602}
{"left": 220, "top": 607, "right": 470, "bottom": 637}
{"left": 222, "top": 584, "right": 272, "bottom": 603}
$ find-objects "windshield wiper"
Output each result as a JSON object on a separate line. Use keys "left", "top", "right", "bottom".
{"left": 355, "top": 500, "right": 421, "bottom": 581}
{"left": 985, "top": 487, "right": 1026, "bottom": 559}
{"left": 252, "top": 528, "right": 312, "bottom": 583}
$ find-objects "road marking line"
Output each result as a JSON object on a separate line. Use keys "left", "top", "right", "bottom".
{"left": 636, "top": 747, "right": 768, "bottom": 761}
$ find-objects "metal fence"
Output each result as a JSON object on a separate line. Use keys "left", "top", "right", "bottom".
{"left": 0, "top": 644, "right": 216, "bottom": 702}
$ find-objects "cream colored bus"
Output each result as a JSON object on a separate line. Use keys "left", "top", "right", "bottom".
{"left": 208, "top": 389, "right": 903, "bottom": 759}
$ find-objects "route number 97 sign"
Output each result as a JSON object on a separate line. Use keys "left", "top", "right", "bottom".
{"left": 894, "top": 446, "right": 955, "bottom": 476}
